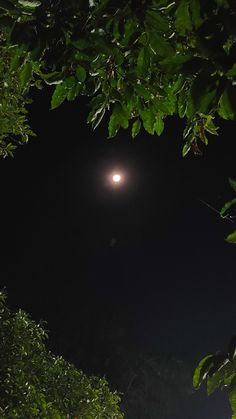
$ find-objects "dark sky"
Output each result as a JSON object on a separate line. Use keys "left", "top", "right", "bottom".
{"left": 1, "top": 90, "right": 236, "bottom": 418}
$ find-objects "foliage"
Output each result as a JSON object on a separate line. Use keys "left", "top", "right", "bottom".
{"left": 0, "top": 44, "right": 35, "bottom": 157}
{"left": 0, "top": 0, "right": 236, "bottom": 155}
{"left": 193, "top": 335, "right": 236, "bottom": 419}
{"left": 0, "top": 290, "right": 123, "bottom": 418}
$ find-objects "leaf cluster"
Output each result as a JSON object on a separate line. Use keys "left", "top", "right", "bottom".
{"left": 193, "top": 335, "right": 236, "bottom": 419}
{"left": 1, "top": 0, "right": 236, "bottom": 156}
{"left": 0, "top": 290, "right": 123, "bottom": 418}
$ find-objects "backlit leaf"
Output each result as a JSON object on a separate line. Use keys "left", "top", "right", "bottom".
{"left": 154, "top": 113, "right": 164, "bottom": 136}
{"left": 226, "top": 230, "right": 236, "bottom": 244}
{"left": 51, "top": 83, "right": 67, "bottom": 109}
{"left": 193, "top": 355, "right": 213, "bottom": 388}
{"left": 132, "top": 119, "right": 141, "bottom": 138}
{"left": 137, "top": 47, "right": 150, "bottom": 78}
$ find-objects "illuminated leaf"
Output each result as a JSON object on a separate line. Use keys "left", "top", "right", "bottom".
{"left": 193, "top": 355, "right": 213, "bottom": 388}
{"left": 226, "top": 230, "right": 236, "bottom": 244}
{"left": 132, "top": 119, "right": 141, "bottom": 138}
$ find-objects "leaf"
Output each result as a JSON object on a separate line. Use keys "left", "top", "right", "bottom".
{"left": 123, "top": 19, "right": 137, "bottom": 45}
{"left": 67, "top": 82, "right": 82, "bottom": 101}
{"left": 149, "top": 33, "right": 174, "bottom": 57}
{"left": 160, "top": 54, "right": 192, "bottom": 73}
{"left": 204, "top": 115, "right": 219, "bottom": 135}
{"left": 189, "top": 0, "right": 202, "bottom": 29}
{"left": 207, "top": 356, "right": 230, "bottom": 395}
{"left": 189, "top": 71, "right": 217, "bottom": 114}
{"left": 18, "top": 0, "right": 41, "bottom": 7}
{"left": 51, "top": 83, "right": 67, "bottom": 109}
{"left": 226, "top": 230, "right": 236, "bottom": 244}
{"left": 145, "top": 10, "right": 169, "bottom": 33}
{"left": 135, "top": 84, "right": 151, "bottom": 100}
{"left": 108, "top": 104, "right": 129, "bottom": 137}
{"left": 175, "top": 0, "right": 192, "bottom": 35}
{"left": 218, "top": 88, "right": 236, "bottom": 120}
{"left": 154, "top": 113, "right": 164, "bottom": 136}
{"left": 40, "top": 71, "right": 63, "bottom": 85}
{"left": 229, "top": 178, "right": 236, "bottom": 193}
{"left": 20, "top": 61, "right": 32, "bottom": 88}
{"left": 226, "top": 64, "right": 236, "bottom": 77}
{"left": 140, "top": 108, "right": 155, "bottom": 134}
{"left": 137, "top": 47, "right": 150, "bottom": 78}
{"left": 193, "top": 355, "right": 213, "bottom": 389}
{"left": 108, "top": 113, "right": 120, "bottom": 138}
{"left": 76, "top": 65, "right": 86, "bottom": 82}
{"left": 132, "top": 119, "right": 141, "bottom": 138}
{"left": 220, "top": 198, "right": 236, "bottom": 218}
{"left": 182, "top": 142, "right": 191, "bottom": 157}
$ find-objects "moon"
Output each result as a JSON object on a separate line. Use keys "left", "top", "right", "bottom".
{"left": 112, "top": 174, "right": 121, "bottom": 183}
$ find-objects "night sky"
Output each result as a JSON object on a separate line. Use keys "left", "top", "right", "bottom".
{"left": 1, "top": 89, "right": 236, "bottom": 418}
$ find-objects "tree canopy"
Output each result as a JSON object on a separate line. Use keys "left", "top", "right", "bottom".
{"left": 0, "top": 290, "right": 123, "bottom": 418}
{"left": 0, "top": 0, "right": 236, "bottom": 157}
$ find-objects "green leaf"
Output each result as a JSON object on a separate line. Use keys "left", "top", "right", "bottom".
{"left": 51, "top": 83, "right": 67, "bottom": 109}
{"left": 229, "top": 178, "right": 236, "bottom": 193}
{"left": 226, "top": 64, "right": 236, "bottom": 77}
{"left": 160, "top": 54, "right": 192, "bottom": 73}
{"left": 123, "top": 19, "right": 137, "bottom": 45}
{"left": 137, "top": 47, "right": 150, "bottom": 78}
{"left": 189, "top": 0, "right": 202, "bottom": 29}
{"left": 18, "top": 0, "right": 41, "bottom": 7}
{"left": 218, "top": 88, "right": 236, "bottom": 120}
{"left": 132, "top": 119, "right": 141, "bottom": 138}
{"left": 20, "top": 61, "right": 32, "bottom": 88}
{"left": 108, "top": 113, "right": 120, "bottom": 138}
{"left": 154, "top": 113, "right": 164, "bottom": 136}
{"left": 108, "top": 104, "right": 129, "bottom": 137}
{"left": 67, "top": 82, "right": 82, "bottom": 101}
{"left": 182, "top": 142, "right": 191, "bottom": 157}
{"left": 193, "top": 355, "right": 213, "bottom": 388}
{"left": 220, "top": 198, "right": 236, "bottom": 218}
{"left": 226, "top": 230, "right": 236, "bottom": 244}
{"left": 140, "top": 108, "right": 155, "bottom": 134}
{"left": 40, "top": 71, "right": 63, "bottom": 85}
{"left": 145, "top": 10, "right": 169, "bottom": 33}
{"left": 175, "top": 0, "right": 192, "bottom": 35}
{"left": 76, "top": 65, "right": 86, "bottom": 82}
{"left": 207, "top": 359, "right": 231, "bottom": 395}
{"left": 204, "top": 115, "right": 219, "bottom": 135}
{"left": 190, "top": 71, "right": 217, "bottom": 114}
{"left": 149, "top": 33, "right": 174, "bottom": 57}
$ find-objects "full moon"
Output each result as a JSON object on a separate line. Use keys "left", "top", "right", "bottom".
{"left": 112, "top": 174, "right": 121, "bottom": 183}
